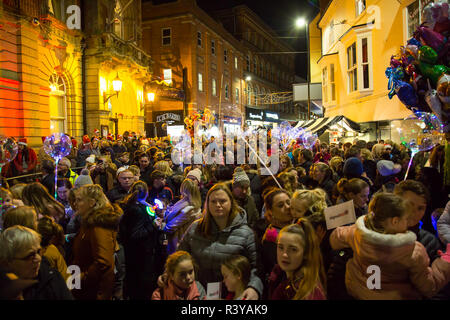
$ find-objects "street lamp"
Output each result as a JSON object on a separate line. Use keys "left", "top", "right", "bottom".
{"left": 147, "top": 92, "right": 155, "bottom": 102}
{"left": 104, "top": 73, "right": 123, "bottom": 105}
{"left": 295, "top": 17, "right": 311, "bottom": 120}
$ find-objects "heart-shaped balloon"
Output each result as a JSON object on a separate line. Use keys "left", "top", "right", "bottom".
{"left": 43, "top": 133, "right": 72, "bottom": 161}
{"left": 0, "top": 137, "right": 18, "bottom": 168}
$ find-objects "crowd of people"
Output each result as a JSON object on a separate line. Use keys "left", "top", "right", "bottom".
{"left": 0, "top": 129, "right": 450, "bottom": 300}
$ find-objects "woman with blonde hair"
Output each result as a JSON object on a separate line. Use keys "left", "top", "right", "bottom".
{"left": 2, "top": 206, "right": 38, "bottom": 231}
{"left": 70, "top": 184, "right": 122, "bottom": 300}
{"left": 164, "top": 179, "right": 202, "bottom": 255}
{"left": 21, "top": 182, "right": 65, "bottom": 227}
{"left": 290, "top": 189, "right": 327, "bottom": 220}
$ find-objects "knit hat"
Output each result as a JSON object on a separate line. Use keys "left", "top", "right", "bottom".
{"left": 0, "top": 268, "right": 37, "bottom": 300}
{"left": 384, "top": 144, "right": 392, "bottom": 150}
{"left": 74, "top": 169, "right": 93, "bottom": 188}
{"left": 85, "top": 154, "right": 96, "bottom": 164}
{"left": 94, "top": 129, "right": 100, "bottom": 135}
{"left": 186, "top": 168, "right": 202, "bottom": 183}
{"left": 377, "top": 160, "right": 402, "bottom": 177}
{"left": 82, "top": 135, "right": 91, "bottom": 144}
{"left": 58, "top": 157, "right": 71, "bottom": 168}
{"left": 343, "top": 157, "right": 364, "bottom": 177}
{"left": 232, "top": 167, "right": 250, "bottom": 186}
{"left": 18, "top": 138, "right": 27, "bottom": 146}
{"left": 71, "top": 138, "right": 77, "bottom": 148}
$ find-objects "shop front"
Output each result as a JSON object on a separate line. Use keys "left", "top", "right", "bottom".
{"left": 223, "top": 116, "right": 242, "bottom": 134}
{"left": 149, "top": 110, "right": 184, "bottom": 138}
{"left": 245, "top": 107, "right": 281, "bottom": 129}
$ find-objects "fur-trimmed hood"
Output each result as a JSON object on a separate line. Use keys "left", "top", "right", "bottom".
{"left": 83, "top": 204, "right": 122, "bottom": 230}
{"left": 353, "top": 215, "right": 417, "bottom": 264}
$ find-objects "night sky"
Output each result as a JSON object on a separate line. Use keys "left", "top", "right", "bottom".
{"left": 147, "top": 0, "right": 320, "bottom": 78}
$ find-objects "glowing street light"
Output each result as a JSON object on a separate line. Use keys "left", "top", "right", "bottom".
{"left": 147, "top": 92, "right": 155, "bottom": 102}
{"left": 295, "top": 17, "right": 306, "bottom": 28}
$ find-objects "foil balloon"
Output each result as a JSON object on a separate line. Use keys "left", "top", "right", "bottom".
{"left": 0, "top": 136, "right": 18, "bottom": 169}
{"left": 407, "top": 38, "right": 422, "bottom": 48}
{"left": 418, "top": 45, "right": 438, "bottom": 64}
{"left": 415, "top": 25, "right": 446, "bottom": 52}
{"left": 390, "top": 56, "right": 403, "bottom": 68}
{"left": 405, "top": 44, "right": 419, "bottom": 58}
{"left": 425, "top": 87, "right": 445, "bottom": 124}
{"left": 43, "top": 133, "right": 72, "bottom": 161}
{"left": 418, "top": 62, "right": 448, "bottom": 85}
{"left": 386, "top": 67, "right": 405, "bottom": 97}
{"left": 395, "top": 81, "right": 420, "bottom": 108}
{"left": 437, "top": 74, "right": 450, "bottom": 104}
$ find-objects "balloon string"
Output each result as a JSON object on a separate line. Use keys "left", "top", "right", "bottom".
{"left": 240, "top": 137, "right": 283, "bottom": 190}
{"left": 54, "top": 158, "right": 59, "bottom": 200}
{"left": 404, "top": 152, "right": 416, "bottom": 181}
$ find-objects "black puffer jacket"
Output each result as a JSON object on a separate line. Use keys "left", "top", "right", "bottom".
{"left": 178, "top": 210, "right": 263, "bottom": 296}
{"left": 246, "top": 170, "right": 263, "bottom": 213}
{"left": 23, "top": 257, "right": 73, "bottom": 300}
{"left": 411, "top": 225, "right": 444, "bottom": 262}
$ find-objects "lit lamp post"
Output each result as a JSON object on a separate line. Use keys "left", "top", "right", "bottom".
{"left": 104, "top": 73, "right": 123, "bottom": 138}
{"left": 146, "top": 91, "right": 157, "bottom": 137}
{"left": 295, "top": 17, "right": 311, "bottom": 120}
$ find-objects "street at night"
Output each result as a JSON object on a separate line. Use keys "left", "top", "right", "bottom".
{"left": 0, "top": 0, "right": 450, "bottom": 308}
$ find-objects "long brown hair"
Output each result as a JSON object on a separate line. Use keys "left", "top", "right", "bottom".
{"left": 278, "top": 220, "right": 326, "bottom": 300}
{"left": 364, "top": 193, "right": 408, "bottom": 234}
{"left": 196, "top": 183, "right": 240, "bottom": 239}
{"left": 22, "top": 182, "right": 65, "bottom": 221}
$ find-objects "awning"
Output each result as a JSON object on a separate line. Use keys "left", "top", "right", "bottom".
{"left": 294, "top": 115, "right": 361, "bottom": 136}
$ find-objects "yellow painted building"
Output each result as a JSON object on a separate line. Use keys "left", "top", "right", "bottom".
{"left": 313, "top": 0, "right": 425, "bottom": 128}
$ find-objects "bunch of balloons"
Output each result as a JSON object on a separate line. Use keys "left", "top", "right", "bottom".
{"left": 270, "top": 121, "right": 318, "bottom": 151}
{"left": 43, "top": 133, "right": 73, "bottom": 198}
{"left": 385, "top": 1, "right": 449, "bottom": 132}
{"left": 0, "top": 137, "right": 18, "bottom": 186}
{"left": 184, "top": 108, "right": 217, "bottom": 137}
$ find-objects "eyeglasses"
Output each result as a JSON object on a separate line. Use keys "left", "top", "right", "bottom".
{"left": 14, "top": 248, "right": 42, "bottom": 261}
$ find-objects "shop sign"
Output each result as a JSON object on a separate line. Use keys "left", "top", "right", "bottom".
{"left": 265, "top": 112, "right": 279, "bottom": 121}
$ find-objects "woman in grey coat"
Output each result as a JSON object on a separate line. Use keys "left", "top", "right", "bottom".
{"left": 178, "top": 183, "right": 263, "bottom": 299}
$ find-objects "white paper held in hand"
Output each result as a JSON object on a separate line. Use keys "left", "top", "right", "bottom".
{"left": 206, "top": 282, "right": 221, "bottom": 300}
{"left": 324, "top": 200, "right": 356, "bottom": 230}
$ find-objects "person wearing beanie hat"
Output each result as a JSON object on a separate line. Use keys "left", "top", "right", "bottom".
{"left": 229, "top": 167, "right": 258, "bottom": 228}
{"left": 11, "top": 137, "right": 37, "bottom": 178}
{"left": 186, "top": 168, "right": 202, "bottom": 185}
{"left": 76, "top": 136, "right": 94, "bottom": 167}
{"left": 343, "top": 157, "right": 364, "bottom": 178}
{"left": 57, "top": 157, "right": 79, "bottom": 186}
{"left": 373, "top": 160, "right": 402, "bottom": 193}
{"left": 74, "top": 169, "right": 94, "bottom": 188}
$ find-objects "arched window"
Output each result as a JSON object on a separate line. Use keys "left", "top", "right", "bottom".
{"left": 254, "top": 86, "right": 258, "bottom": 106}
{"left": 49, "top": 74, "right": 67, "bottom": 134}
{"left": 253, "top": 56, "right": 258, "bottom": 74}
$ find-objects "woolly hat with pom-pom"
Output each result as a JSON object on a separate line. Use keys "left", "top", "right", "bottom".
{"left": 74, "top": 169, "right": 93, "bottom": 188}
{"left": 232, "top": 167, "right": 250, "bottom": 186}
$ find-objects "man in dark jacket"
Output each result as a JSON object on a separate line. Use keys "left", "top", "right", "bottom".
{"left": 394, "top": 180, "right": 444, "bottom": 262}
{"left": 297, "top": 149, "right": 313, "bottom": 184}
{"left": 228, "top": 168, "right": 259, "bottom": 229}
{"left": 106, "top": 169, "right": 134, "bottom": 204}
{"left": 138, "top": 153, "right": 153, "bottom": 187}
{"left": 40, "top": 160, "right": 55, "bottom": 195}
{"left": 23, "top": 257, "right": 73, "bottom": 300}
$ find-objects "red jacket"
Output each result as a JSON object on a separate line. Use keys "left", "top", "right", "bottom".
{"left": 12, "top": 148, "right": 37, "bottom": 174}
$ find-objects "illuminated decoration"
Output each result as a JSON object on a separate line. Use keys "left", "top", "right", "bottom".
{"left": 255, "top": 92, "right": 293, "bottom": 105}
{"left": 146, "top": 199, "right": 163, "bottom": 216}
{"left": 43, "top": 133, "right": 73, "bottom": 198}
{"left": 0, "top": 137, "right": 18, "bottom": 187}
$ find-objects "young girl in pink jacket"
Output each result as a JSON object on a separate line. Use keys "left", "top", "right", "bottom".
{"left": 330, "top": 192, "right": 450, "bottom": 300}
{"left": 152, "top": 251, "right": 206, "bottom": 300}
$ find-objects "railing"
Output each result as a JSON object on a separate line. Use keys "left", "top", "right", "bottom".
{"left": 4, "top": 166, "right": 85, "bottom": 182}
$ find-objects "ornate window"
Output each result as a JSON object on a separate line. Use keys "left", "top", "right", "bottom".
{"left": 49, "top": 74, "right": 67, "bottom": 134}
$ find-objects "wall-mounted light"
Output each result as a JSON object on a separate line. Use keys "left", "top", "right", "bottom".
{"left": 103, "top": 73, "right": 123, "bottom": 105}
{"left": 147, "top": 92, "right": 155, "bottom": 102}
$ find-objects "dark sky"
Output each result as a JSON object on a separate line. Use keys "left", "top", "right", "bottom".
{"left": 197, "top": 0, "right": 320, "bottom": 79}
{"left": 148, "top": 0, "right": 320, "bottom": 78}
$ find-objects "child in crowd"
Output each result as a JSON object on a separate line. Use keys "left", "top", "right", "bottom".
{"left": 290, "top": 188, "right": 327, "bottom": 220}
{"left": 330, "top": 192, "right": 450, "bottom": 299}
{"left": 221, "top": 255, "right": 251, "bottom": 300}
{"left": 268, "top": 219, "right": 327, "bottom": 300}
{"left": 151, "top": 251, "right": 205, "bottom": 300}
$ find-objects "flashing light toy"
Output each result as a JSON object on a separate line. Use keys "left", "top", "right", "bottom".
{"left": 146, "top": 199, "right": 164, "bottom": 217}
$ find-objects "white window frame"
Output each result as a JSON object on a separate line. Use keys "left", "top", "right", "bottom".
{"left": 197, "top": 31, "right": 202, "bottom": 48}
{"left": 211, "top": 40, "right": 215, "bottom": 55}
{"left": 198, "top": 73, "right": 203, "bottom": 92}
{"left": 322, "top": 66, "right": 328, "bottom": 103}
{"left": 347, "top": 42, "right": 357, "bottom": 93}
{"left": 49, "top": 74, "right": 67, "bottom": 134}
{"left": 212, "top": 78, "right": 217, "bottom": 96}
{"left": 356, "top": 31, "right": 373, "bottom": 92}
{"left": 162, "top": 28, "right": 172, "bottom": 46}
{"left": 330, "top": 63, "right": 336, "bottom": 102}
